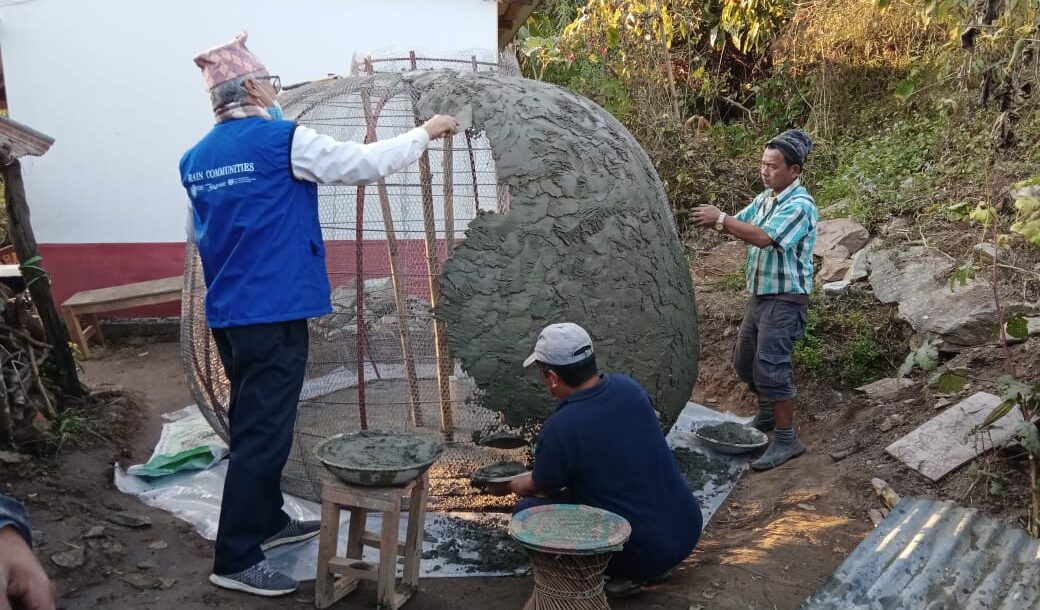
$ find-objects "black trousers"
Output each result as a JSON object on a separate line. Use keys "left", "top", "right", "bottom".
{"left": 211, "top": 319, "right": 308, "bottom": 575}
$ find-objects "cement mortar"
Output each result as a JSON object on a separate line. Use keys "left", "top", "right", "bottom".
{"left": 697, "top": 422, "right": 760, "bottom": 445}
{"left": 672, "top": 448, "right": 731, "bottom": 491}
{"left": 315, "top": 431, "right": 441, "bottom": 471}
{"left": 470, "top": 461, "right": 528, "bottom": 483}
{"left": 406, "top": 71, "right": 700, "bottom": 427}
{"left": 422, "top": 515, "right": 529, "bottom": 573}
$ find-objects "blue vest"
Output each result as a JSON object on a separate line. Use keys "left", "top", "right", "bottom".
{"left": 180, "top": 117, "right": 331, "bottom": 328}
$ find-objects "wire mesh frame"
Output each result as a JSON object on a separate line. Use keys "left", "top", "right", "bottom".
{"left": 182, "top": 53, "right": 530, "bottom": 505}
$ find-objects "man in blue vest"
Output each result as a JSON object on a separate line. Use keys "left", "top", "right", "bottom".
{"left": 180, "top": 33, "right": 457, "bottom": 597}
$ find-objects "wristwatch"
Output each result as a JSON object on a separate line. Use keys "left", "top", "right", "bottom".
{"left": 715, "top": 212, "right": 728, "bottom": 232}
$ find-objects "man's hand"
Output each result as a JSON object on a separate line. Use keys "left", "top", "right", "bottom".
{"left": 422, "top": 115, "right": 459, "bottom": 140}
{"left": 691, "top": 205, "right": 722, "bottom": 228}
{"left": 0, "top": 526, "right": 56, "bottom": 610}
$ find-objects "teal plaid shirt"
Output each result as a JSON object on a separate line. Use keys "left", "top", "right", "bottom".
{"left": 734, "top": 179, "right": 818, "bottom": 295}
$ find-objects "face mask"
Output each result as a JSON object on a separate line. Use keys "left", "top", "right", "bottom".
{"left": 268, "top": 101, "right": 283, "bottom": 121}
{"left": 254, "top": 83, "right": 283, "bottom": 121}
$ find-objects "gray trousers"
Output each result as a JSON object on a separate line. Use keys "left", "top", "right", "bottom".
{"left": 733, "top": 296, "right": 808, "bottom": 403}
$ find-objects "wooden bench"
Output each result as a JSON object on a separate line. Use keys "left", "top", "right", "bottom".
{"left": 61, "top": 276, "right": 183, "bottom": 357}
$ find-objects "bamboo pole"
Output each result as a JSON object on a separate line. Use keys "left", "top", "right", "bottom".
{"left": 354, "top": 184, "right": 369, "bottom": 430}
{"left": 408, "top": 88, "right": 455, "bottom": 442}
{"left": 360, "top": 86, "right": 424, "bottom": 427}
{"left": 443, "top": 137, "right": 455, "bottom": 253}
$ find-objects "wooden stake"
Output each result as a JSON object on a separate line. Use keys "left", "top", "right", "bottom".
{"left": 360, "top": 88, "right": 423, "bottom": 427}
{"left": 1, "top": 158, "right": 82, "bottom": 400}
{"left": 409, "top": 90, "right": 454, "bottom": 442}
{"left": 443, "top": 137, "right": 455, "bottom": 253}
{"left": 354, "top": 186, "right": 369, "bottom": 431}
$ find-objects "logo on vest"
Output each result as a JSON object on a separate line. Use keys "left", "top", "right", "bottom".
{"left": 186, "top": 162, "right": 257, "bottom": 197}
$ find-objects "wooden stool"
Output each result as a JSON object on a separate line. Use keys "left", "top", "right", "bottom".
{"left": 316, "top": 474, "right": 429, "bottom": 610}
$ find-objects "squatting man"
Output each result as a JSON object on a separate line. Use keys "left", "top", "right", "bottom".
{"left": 180, "top": 32, "right": 458, "bottom": 597}
{"left": 691, "top": 129, "right": 819, "bottom": 471}
{"left": 480, "top": 322, "right": 704, "bottom": 598}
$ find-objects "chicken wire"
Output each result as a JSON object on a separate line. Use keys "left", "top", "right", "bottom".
{"left": 182, "top": 52, "right": 527, "bottom": 509}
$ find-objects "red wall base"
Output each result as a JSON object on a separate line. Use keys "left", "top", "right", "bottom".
{"left": 37, "top": 239, "right": 450, "bottom": 319}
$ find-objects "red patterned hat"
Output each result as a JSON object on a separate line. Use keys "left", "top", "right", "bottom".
{"left": 193, "top": 32, "right": 267, "bottom": 90}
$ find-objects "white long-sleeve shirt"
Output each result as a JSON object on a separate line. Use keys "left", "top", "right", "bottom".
{"left": 186, "top": 124, "right": 431, "bottom": 240}
{"left": 290, "top": 125, "right": 430, "bottom": 185}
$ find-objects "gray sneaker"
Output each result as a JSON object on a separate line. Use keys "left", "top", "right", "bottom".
{"left": 209, "top": 560, "right": 297, "bottom": 597}
{"left": 751, "top": 438, "right": 806, "bottom": 471}
{"left": 261, "top": 519, "right": 321, "bottom": 551}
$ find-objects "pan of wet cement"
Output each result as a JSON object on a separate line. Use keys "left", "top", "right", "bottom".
{"left": 469, "top": 461, "right": 529, "bottom": 484}
{"left": 314, "top": 430, "right": 444, "bottom": 486}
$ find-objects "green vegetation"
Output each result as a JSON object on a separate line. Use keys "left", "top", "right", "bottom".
{"left": 794, "top": 291, "right": 907, "bottom": 388}
{"left": 521, "top": 0, "right": 1038, "bottom": 388}
{"left": 519, "top": 0, "right": 1039, "bottom": 237}
{"left": 714, "top": 269, "right": 746, "bottom": 294}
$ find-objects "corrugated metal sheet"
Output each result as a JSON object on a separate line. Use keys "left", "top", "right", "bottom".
{"left": 0, "top": 116, "right": 54, "bottom": 159}
{"left": 802, "top": 497, "right": 1040, "bottom": 610}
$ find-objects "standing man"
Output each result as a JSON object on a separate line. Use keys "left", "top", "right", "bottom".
{"left": 181, "top": 33, "right": 457, "bottom": 597}
{"left": 481, "top": 323, "right": 703, "bottom": 598}
{"left": 691, "top": 130, "right": 817, "bottom": 471}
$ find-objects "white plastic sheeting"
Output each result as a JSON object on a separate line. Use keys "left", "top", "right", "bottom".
{"left": 115, "top": 402, "right": 750, "bottom": 581}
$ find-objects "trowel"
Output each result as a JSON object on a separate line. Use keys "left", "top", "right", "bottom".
{"left": 476, "top": 429, "right": 529, "bottom": 450}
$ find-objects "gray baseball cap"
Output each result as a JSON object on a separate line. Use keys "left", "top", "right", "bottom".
{"left": 522, "top": 323, "right": 594, "bottom": 368}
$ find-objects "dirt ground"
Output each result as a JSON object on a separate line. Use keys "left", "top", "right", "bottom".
{"left": 7, "top": 242, "right": 1035, "bottom": 609}
{"left": 0, "top": 335, "right": 879, "bottom": 610}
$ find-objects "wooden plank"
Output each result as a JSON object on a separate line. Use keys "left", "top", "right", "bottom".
{"left": 403, "top": 475, "right": 428, "bottom": 590}
{"left": 63, "top": 307, "right": 92, "bottom": 359}
{"left": 0, "top": 116, "right": 55, "bottom": 159}
{"left": 346, "top": 510, "right": 366, "bottom": 560}
{"left": 68, "top": 292, "right": 183, "bottom": 316}
{"left": 315, "top": 574, "right": 359, "bottom": 610}
{"left": 328, "top": 558, "right": 381, "bottom": 582}
{"left": 886, "top": 392, "right": 1025, "bottom": 482}
{"left": 360, "top": 534, "right": 407, "bottom": 555}
{"left": 377, "top": 506, "right": 400, "bottom": 609}
{"left": 387, "top": 590, "right": 412, "bottom": 610}
{"left": 316, "top": 499, "right": 343, "bottom": 608}
{"left": 324, "top": 490, "right": 400, "bottom": 513}
{"left": 62, "top": 276, "right": 182, "bottom": 309}
{"left": 323, "top": 479, "right": 416, "bottom": 511}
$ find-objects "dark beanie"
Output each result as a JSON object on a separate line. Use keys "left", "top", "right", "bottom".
{"left": 767, "top": 129, "right": 813, "bottom": 168}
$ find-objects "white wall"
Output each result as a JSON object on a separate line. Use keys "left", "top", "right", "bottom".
{"left": 0, "top": 0, "right": 497, "bottom": 244}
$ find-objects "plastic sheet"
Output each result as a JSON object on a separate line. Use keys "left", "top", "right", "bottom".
{"left": 665, "top": 402, "right": 751, "bottom": 528}
{"left": 115, "top": 460, "right": 525, "bottom": 581}
{"left": 126, "top": 406, "right": 227, "bottom": 478}
{"left": 115, "top": 402, "right": 747, "bottom": 581}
